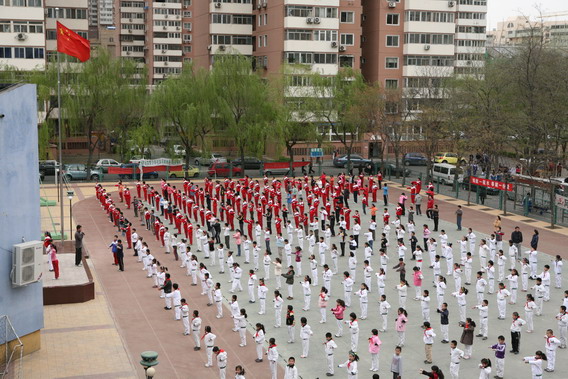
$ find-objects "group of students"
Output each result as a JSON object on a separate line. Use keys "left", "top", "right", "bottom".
{"left": 90, "top": 169, "right": 568, "bottom": 379}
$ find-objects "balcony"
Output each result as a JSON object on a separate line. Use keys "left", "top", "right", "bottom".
{"left": 404, "top": 21, "right": 455, "bottom": 34}
{"left": 402, "top": 65, "right": 454, "bottom": 77}
{"left": 284, "top": 40, "right": 340, "bottom": 53}
{"left": 208, "top": 44, "right": 253, "bottom": 56}
{"left": 284, "top": 0, "right": 339, "bottom": 5}
{"left": 403, "top": 44, "right": 455, "bottom": 56}
{"left": 284, "top": 17, "right": 339, "bottom": 30}
{"left": 209, "top": 2, "right": 252, "bottom": 14}
{"left": 210, "top": 24, "right": 252, "bottom": 35}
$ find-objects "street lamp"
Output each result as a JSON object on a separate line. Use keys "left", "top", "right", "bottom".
{"left": 67, "top": 190, "right": 74, "bottom": 241}
{"left": 140, "top": 351, "right": 159, "bottom": 379}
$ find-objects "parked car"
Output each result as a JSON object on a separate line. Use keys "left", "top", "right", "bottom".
{"left": 433, "top": 152, "right": 466, "bottom": 165}
{"left": 403, "top": 152, "right": 427, "bottom": 166}
{"left": 173, "top": 145, "right": 186, "bottom": 157}
{"left": 95, "top": 158, "right": 122, "bottom": 173}
{"left": 232, "top": 156, "right": 262, "bottom": 169}
{"left": 118, "top": 163, "right": 159, "bottom": 180}
{"left": 264, "top": 166, "right": 291, "bottom": 176}
{"left": 207, "top": 162, "right": 242, "bottom": 177}
{"left": 384, "top": 163, "right": 411, "bottom": 177}
{"left": 169, "top": 165, "right": 200, "bottom": 179}
{"left": 61, "top": 164, "right": 103, "bottom": 181}
{"left": 332, "top": 154, "right": 372, "bottom": 168}
{"left": 39, "top": 160, "right": 59, "bottom": 176}
{"left": 461, "top": 176, "right": 499, "bottom": 195}
{"left": 432, "top": 163, "right": 463, "bottom": 185}
{"left": 194, "top": 153, "right": 227, "bottom": 166}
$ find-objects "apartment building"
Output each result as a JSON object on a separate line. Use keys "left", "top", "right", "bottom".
{"left": 0, "top": 0, "right": 46, "bottom": 70}
{"left": 45, "top": 0, "right": 89, "bottom": 60}
{"left": 488, "top": 13, "right": 568, "bottom": 48}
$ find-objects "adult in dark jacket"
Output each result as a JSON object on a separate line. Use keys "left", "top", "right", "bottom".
{"left": 511, "top": 227, "right": 523, "bottom": 260}
{"left": 160, "top": 273, "right": 173, "bottom": 309}
{"left": 530, "top": 229, "right": 539, "bottom": 250}
{"left": 420, "top": 365, "right": 445, "bottom": 379}
{"left": 281, "top": 266, "right": 295, "bottom": 300}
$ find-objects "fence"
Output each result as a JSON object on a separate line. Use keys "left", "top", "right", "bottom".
{"left": 0, "top": 315, "right": 23, "bottom": 379}
{"left": 380, "top": 163, "right": 568, "bottom": 228}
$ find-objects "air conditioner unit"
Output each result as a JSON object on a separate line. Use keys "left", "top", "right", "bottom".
{"left": 424, "top": 44, "right": 431, "bottom": 50}
{"left": 176, "top": 15, "right": 180, "bottom": 19}
{"left": 176, "top": 26, "right": 180, "bottom": 30}
{"left": 165, "top": 14, "right": 168, "bottom": 18}
{"left": 339, "top": 45, "right": 346, "bottom": 51}
{"left": 219, "top": 45, "right": 226, "bottom": 51}
{"left": 184, "top": 5, "right": 188, "bottom": 9}
{"left": 215, "top": 2, "right": 221, "bottom": 8}
{"left": 448, "top": 1, "right": 456, "bottom": 7}
{"left": 16, "top": 33, "right": 27, "bottom": 41}
{"left": 313, "top": 17, "right": 320, "bottom": 24}
{"left": 129, "top": 18, "right": 133, "bottom": 22}
{"left": 162, "top": 49, "right": 167, "bottom": 53}
{"left": 162, "top": 26, "right": 167, "bottom": 30}
{"left": 164, "top": 61, "right": 168, "bottom": 65}
{"left": 128, "top": 29, "right": 132, "bottom": 33}
{"left": 388, "top": 1, "right": 396, "bottom": 8}
{"left": 331, "top": 41, "right": 338, "bottom": 48}
{"left": 126, "top": 51, "right": 131, "bottom": 55}
{"left": 262, "top": 2, "right": 267, "bottom": 8}
{"left": 306, "top": 17, "right": 313, "bottom": 24}
{"left": 11, "top": 241, "right": 42, "bottom": 287}
{"left": 207, "top": 45, "right": 212, "bottom": 50}
{"left": 257, "top": 4, "right": 261, "bottom": 9}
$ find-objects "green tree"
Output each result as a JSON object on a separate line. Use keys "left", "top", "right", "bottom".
{"left": 309, "top": 68, "right": 366, "bottom": 171}
{"left": 211, "top": 54, "right": 278, "bottom": 176}
{"left": 151, "top": 64, "right": 217, "bottom": 168}
{"left": 63, "top": 48, "right": 142, "bottom": 175}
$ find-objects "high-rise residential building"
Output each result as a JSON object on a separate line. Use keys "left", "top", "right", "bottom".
{"left": 45, "top": 0, "right": 90, "bottom": 61}
{"left": 0, "top": 0, "right": 46, "bottom": 71}
{"left": 487, "top": 13, "right": 568, "bottom": 48}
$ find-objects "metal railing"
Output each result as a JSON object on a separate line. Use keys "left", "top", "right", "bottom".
{"left": 0, "top": 315, "right": 23, "bottom": 379}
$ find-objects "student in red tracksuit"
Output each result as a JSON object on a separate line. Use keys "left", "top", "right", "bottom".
{"left": 124, "top": 188, "right": 131, "bottom": 209}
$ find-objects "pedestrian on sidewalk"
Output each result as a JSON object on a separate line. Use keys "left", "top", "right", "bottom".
{"left": 116, "top": 239, "right": 124, "bottom": 272}
{"left": 49, "top": 242, "right": 59, "bottom": 279}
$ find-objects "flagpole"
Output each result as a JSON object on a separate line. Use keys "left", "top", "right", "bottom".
{"left": 56, "top": 10, "right": 64, "bottom": 242}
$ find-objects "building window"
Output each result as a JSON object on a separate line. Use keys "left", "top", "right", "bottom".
{"left": 0, "top": 22, "right": 11, "bottom": 33}
{"left": 183, "top": 11, "right": 192, "bottom": 18}
{"left": 264, "top": 14, "right": 268, "bottom": 25}
{"left": 386, "top": 14, "right": 399, "bottom": 25}
{"left": 46, "top": 30, "right": 57, "bottom": 40}
{"left": 286, "top": 29, "right": 312, "bottom": 41}
{"left": 183, "top": 46, "right": 192, "bottom": 53}
{"left": 385, "top": 79, "right": 398, "bottom": 89}
{"left": 264, "top": 34, "right": 267, "bottom": 47}
{"left": 183, "top": 22, "right": 192, "bottom": 31}
{"left": 286, "top": 6, "right": 313, "bottom": 18}
{"left": 0, "top": 47, "right": 12, "bottom": 58}
{"left": 340, "top": 33, "right": 354, "bottom": 46}
{"left": 386, "top": 35, "right": 399, "bottom": 47}
{"left": 314, "top": 30, "right": 337, "bottom": 41}
{"left": 183, "top": 34, "right": 192, "bottom": 43}
{"left": 385, "top": 57, "right": 398, "bottom": 69}
{"left": 339, "top": 55, "right": 354, "bottom": 67}
{"left": 340, "top": 11, "right": 354, "bottom": 23}
{"left": 14, "top": 47, "right": 44, "bottom": 59}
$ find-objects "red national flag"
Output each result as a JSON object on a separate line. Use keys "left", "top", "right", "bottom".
{"left": 56, "top": 21, "right": 90, "bottom": 62}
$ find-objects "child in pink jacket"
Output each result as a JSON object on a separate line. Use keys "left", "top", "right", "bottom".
{"left": 396, "top": 307, "right": 408, "bottom": 347}
{"left": 368, "top": 328, "right": 382, "bottom": 372}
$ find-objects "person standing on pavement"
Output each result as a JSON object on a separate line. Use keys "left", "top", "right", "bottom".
{"left": 530, "top": 230, "right": 539, "bottom": 250}
{"left": 116, "top": 239, "right": 124, "bottom": 271}
{"left": 455, "top": 206, "right": 463, "bottom": 231}
{"left": 383, "top": 184, "right": 389, "bottom": 206}
{"left": 511, "top": 227, "right": 523, "bottom": 261}
{"left": 415, "top": 193, "right": 423, "bottom": 216}
{"left": 74, "top": 225, "right": 84, "bottom": 267}
{"left": 432, "top": 205, "right": 440, "bottom": 232}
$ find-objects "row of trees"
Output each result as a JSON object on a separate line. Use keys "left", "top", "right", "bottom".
{"left": 2, "top": 36, "right": 567, "bottom": 179}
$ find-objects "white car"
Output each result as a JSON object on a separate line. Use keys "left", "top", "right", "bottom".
{"left": 95, "top": 159, "right": 122, "bottom": 173}
{"left": 173, "top": 145, "right": 186, "bottom": 157}
{"left": 194, "top": 153, "right": 227, "bottom": 166}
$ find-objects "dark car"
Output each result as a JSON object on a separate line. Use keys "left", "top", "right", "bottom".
{"left": 403, "top": 152, "right": 427, "bottom": 166}
{"left": 232, "top": 156, "right": 262, "bottom": 169}
{"left": 332, "top": 154, "right": 372, "bottom": 168}
{"left": 384, "top": 163, "right": 411, "bottom": 177}
{"left": 207, "top": 162, "right": 243, "bottom": 177}
{"left": 39, "top": 160, "right": 59, "bottom": 176}
{"left": 118, "top": 163, "right": 159, "bottom": 180}
{"left": 461, "top": 176, "right": 499, "bottom": 195}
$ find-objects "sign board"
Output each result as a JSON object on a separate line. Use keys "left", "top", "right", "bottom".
{"left": 470, "top": 176, "right": 513, "bottom": 192}
{"left": 555, "top": 194, "right": 568, "bottom": 210}
{"left": 310, "top": 148, "right": 323, "bottom": 158}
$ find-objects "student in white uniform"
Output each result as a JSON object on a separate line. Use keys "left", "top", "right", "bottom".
{"left": 553, "top": 255, "right": 563, "bottom": 288}
{"left": 229, "top": 295, "right": 240, "bottom": 332}
{"left": 232, "top": 308, "right": 248, "bottom": 347}
{"left": 247, "top": 269, "right": 257, "bottom": 303}
{"left": 324, "top": 333, "right": 338, "bottom": 376}
{"left": 274, "top": 290, "right": 284, "bottom": 328}
{"left": 214, "top": 282, "right": 223, "bottom": 318}
{"left": 524, "top": 294, "right": 537, "bottom": 332}
{"left": 355, "top": 284, "right": 369, "bottom": 320}
{"left": 213, "top": 346, "right": 228, "bottom": 379}
{"left": 473, "top": 300, "right": 489, "bottom": 339}
{"left": 523, "top": 351, "right": 546, "bottom": 379}
{"left": 302, "top": 276, "right": 312, "bottom": 311}
{"left": 338, "top": 351, "right": 359, "bottom": 379}
{"left": 267, "top": 338, "right": 279, "bottom": 379}
{"left": 181, "top": 299, "right": 190, "bottom": 335}
{"left": 379, "top": 294, "right": 391, "bottom": 332}
{"left": 284, "top": 357, "right": 299, "bottom": 379}
{"left": 203, "top": 326, "right": 217, "bottom": 367}
{"left": 231, "top": 263, "right": 243, "bottom": 293}
{"left": 449, "top": 340, "right": 464, "bottom": 379}
{"left": 506, "top": 269, "right": 519, "bottom": 304}
{"left": 257, "top": 279, "right": 268, "bottom": 315}
{"left": 496, "top": 282, "right": 510, "bottom": 319}
{"left": 191, "top": 310, "right": 202, "bottom": 350}
{"left": 478, "top": 358, "right": 492, "bottom": 379}
{"left": 254, "top": 323, "right": 265, "bottom": 362}
{"left": 299, "top": 317, "right": 313, "bottom": 358}
{"left": 420, "top": 290, "right": 431, "bottom": 323}
{"left": 452, "top": 287, "right": 468, "bottom": 323}
{"left": 544, "top": 329, "right": 561, "bottom": 372}
{"left": 342, "top": 272, "right": 354, "bottom": 307}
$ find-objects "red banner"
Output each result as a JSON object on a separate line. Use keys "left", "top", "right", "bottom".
{"left": 264, "top": 162, "right": 310, "bottom": 169}
{"left": 108, "top": 165, "right": 183, "bottom": 174}
{"left": 470, "top": 177, "right": 513, "bottom": 191}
